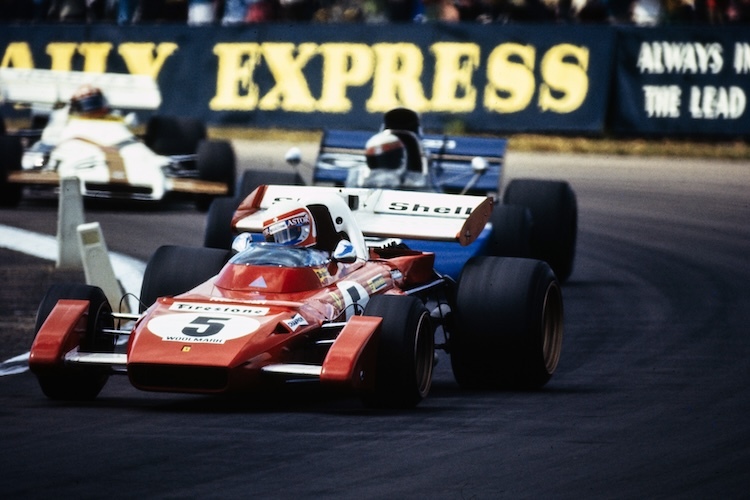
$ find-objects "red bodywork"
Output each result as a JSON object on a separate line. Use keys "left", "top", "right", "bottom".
{"left": 30, "top": 246, "right": 435, "bottom": 396}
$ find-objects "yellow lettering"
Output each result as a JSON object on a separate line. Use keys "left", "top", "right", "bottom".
{"left": 430, "top": 42, "right": 479, "bottom": 112}
{"left": 317, "top": 43, "right": 373, "bottom": 113}
{"left": 1, "top": 42, "right": 35, "bottom": 68}
{"left": 258, "top": 43, "right": 317, "bottom": 112}
{"left": 210, "top": 43, "right": 262, "bottom": 111}
{"left": 77, "top": 43, "right": 113, "bottom": 73}
{"left": 538, "top": 44, "right": 589, "bottom": 113}
{"left": 118, "top": 42, "right": 178, "bottom": 79}
{"left": 45, "top": 43, "right": 77, "bottom": 71}
{"left": 484, "top": 43, "right": 535, "bottom": 114}
{"left": 367, "top": 43, "right": 429, "bottom": 113}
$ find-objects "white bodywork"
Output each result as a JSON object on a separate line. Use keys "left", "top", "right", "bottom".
{"left": 235, "top": 185, "right": 494, "bottom": 246}
{"left": 23, "top": 106, "right": 170, "bottom": 200}
{"left": 0, "top": 68, "right": 161, "bottom": 110}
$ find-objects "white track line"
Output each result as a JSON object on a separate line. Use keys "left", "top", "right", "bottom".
{"left": 0, "top": 224, "right": 145, "bottom": 376}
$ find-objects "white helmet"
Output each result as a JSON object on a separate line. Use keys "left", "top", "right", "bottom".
{"left": 263, "top": 195, "right": 367, "bottom": 260}
{"left": 262, "top": 201, "right": 317, "bottom": 248}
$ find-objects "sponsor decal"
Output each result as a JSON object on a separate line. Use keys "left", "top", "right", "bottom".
{"left": 169, "top": 301, "right": 269, "bottom": 316}
{"left": 283, "top": 314, "right": 309, "bottom": 331}
{"left": 314, "top": 267, "right": 330, "bottom": 282}
{"left": 386, "top": 201, "right": 473, "bottom": 216}
{"left": 329, "top": 291, "right": 344, "bottom": 310}
{"left": 374, "top": 190, "right": 477, "bottom": 218}
{"left": 366, "top": 274, "right": 387, "bottom": 294}
{"left": 149, "top": 313, "right": 261, "bottom": 344}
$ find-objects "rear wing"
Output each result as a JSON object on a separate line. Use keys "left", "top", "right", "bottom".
{"left": 0, "top": 69, "right": 161, "bottom": 110}
{"left": 234, "top": 184, "right": 493, "bottom": 246}
{"left": 313, "top": 129, "right": 506, "bottom": 196}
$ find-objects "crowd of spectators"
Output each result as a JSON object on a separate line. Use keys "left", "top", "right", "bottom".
{"left": 0, "top": 0, "right": 748, "bottom": 24}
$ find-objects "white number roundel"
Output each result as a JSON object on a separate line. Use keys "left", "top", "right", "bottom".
{"left": 147, "top": 313, "right": 260, "bottom": 344}
{"left": 336, "top": 281, "right": 370, "bottom": 319}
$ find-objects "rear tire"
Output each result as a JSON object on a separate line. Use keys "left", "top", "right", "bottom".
{"left": 450, "top": 257, "right": 563, "bottom": 390}
{"left": 0, "top": 135, "right": 23, "bottom": 208}
{"left": 204, "top": 196, "right": 241, "bottom": 250}
{"left": 236, "top": 169, "right": 304, "bottom": 199}
{"left": 195, "top": 139, "right": 237, "bottom": 211}
{"left": 33, "top": 284, "right": 115, "bottom": 400}
{"left": 487, "top": 204, "right": 532, "bottom": 258}
{"left": 145, "top": 115, "right": 206, "bottom": 155}
{"left": 362, "top": 295, "right": 434, "bottom": 409}
{"left": 140, "top": 245, "right": 231, "bottom": 312}
{"left": 503, "top": 179, "right": 577, "bottom": 282}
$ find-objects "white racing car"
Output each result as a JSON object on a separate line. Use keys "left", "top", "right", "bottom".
{"left": 0, "top": 69, "right": 235, "bottom": 210}
{"left": 206, "top": 107, "right": 577, "bottom": 282}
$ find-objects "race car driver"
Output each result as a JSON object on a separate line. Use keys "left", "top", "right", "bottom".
{"left": 232, "top": 194, "right": 368, "bottom": 264}
{"left": 346, "top": 129, "right": 428, "bottom": 190}
{"left": 69, "top": 84, "right": 111, "bottom": 118}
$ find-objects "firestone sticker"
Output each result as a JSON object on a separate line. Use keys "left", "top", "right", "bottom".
{"left": 148, "top": 313, "right": 260, "bottom": 344}
{"left": 169, "top": 301, "right": 269, "bottom": 316}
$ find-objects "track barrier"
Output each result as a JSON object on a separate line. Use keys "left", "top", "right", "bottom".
{"left": 56, "top": 176, "right": 84, "bottom": 270}
{"left": 77, "top": 221, "right": 129, "bottom": 314}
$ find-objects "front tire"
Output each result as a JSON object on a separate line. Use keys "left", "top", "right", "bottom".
{"left": 362, "top": 295, "right": 434, "bottom": 409}
{"left": 450, "top": 257, "right": 563, "bottom": 390}
{"left": 33, "top": 284, "right": 115, "bottom": 400}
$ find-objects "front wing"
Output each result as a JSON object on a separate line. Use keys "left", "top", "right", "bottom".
{"left": 29, "top": 299, "right": 383, "bottom": 394}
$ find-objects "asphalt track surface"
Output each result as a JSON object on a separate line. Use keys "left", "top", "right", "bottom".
{"left": 1, "top": 143, "right": 749, "bottom": 498}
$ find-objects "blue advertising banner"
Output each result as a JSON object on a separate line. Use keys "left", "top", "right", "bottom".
{"left": 0, "top": 24, "right": 615, "bottom": 133}
{"left": 612, "top": 27, "right": 750, "bottom": 137}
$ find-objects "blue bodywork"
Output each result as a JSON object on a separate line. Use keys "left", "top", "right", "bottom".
{"left": 313, "top": 130, "right": 505, "bottom": 196}
{"left": 313, "top": 128, "right": 505, "bottom": 280}
{"left": 403, "top": 227, "right": 492, "bottom": 281}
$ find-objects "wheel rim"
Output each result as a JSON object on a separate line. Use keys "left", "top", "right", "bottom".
{"left": 413, "top": 311, "right": 434, "bottom": 398}
{"left": 541, "top": 281, "right": 564, "bottom": 374}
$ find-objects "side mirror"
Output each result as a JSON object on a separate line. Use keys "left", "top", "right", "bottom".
{"left": 471, "top": 156, "right": 488, "bottom": 175}
{"left": 460, "top": 157, "right": 490, "bottom": 195}
{"left": 332, "top": 240, "right": 358, "bottom": 264}
{"left": 123, "top": 112, "right": 138, "bottom": 127}
{"left": 285, "top": 147, "right": 302, "bottom": 167}
{"left": 231, "top": 232, "right": 254, "bottom": 254}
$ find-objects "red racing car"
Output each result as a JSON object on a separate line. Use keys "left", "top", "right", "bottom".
{"left": 29, "top": 185, "right": 563, "bottom": 408}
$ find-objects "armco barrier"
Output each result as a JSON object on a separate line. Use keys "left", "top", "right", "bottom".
{"left": 0, "top": 24, "right": 748, "bottom": 137}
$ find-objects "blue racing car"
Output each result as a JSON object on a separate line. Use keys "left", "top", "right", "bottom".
{"left": 205, "top": 107, "right": 576, "bottom": 282}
